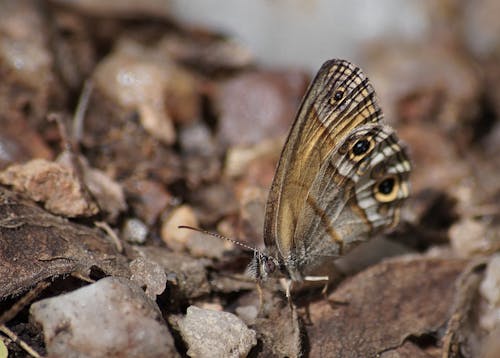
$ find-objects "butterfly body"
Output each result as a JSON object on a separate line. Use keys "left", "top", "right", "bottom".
{"left": 249, "top": 59, "right": 411, "bottom": 283}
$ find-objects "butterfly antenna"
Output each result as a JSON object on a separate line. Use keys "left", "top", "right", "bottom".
{"left": 178, "top": 225, "right": 259, "bottom": 252}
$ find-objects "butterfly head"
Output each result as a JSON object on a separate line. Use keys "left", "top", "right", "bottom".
{"left": 246, "top": 250, "right": 282, "bottom": 282}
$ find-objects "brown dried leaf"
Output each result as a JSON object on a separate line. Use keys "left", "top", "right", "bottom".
{"left": 306, "top": 256, "right": 468, "bottom": 357}
{"left": 0, "top": 186, "right": 130, "bottom": 299}
{"left": 442, "top": 260, "right": 487, "bottom": 358}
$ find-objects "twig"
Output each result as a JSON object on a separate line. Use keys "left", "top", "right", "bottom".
{"left": 0, "top": 281, "right": 50, "bottom": 324}
{"left": 0, "top": 324, "right": 42, "bottom": 358}
{"left": 71, "top": 272, "right": 95, "bottom": 284}
{"left": 95, "top": 221, "right": 123, "bottom": 253}
{"left": 47, "top": 113, "right": 101, "bottom": 213}
{"left": 73, "top": 80, "right": 93, "bottom": 144}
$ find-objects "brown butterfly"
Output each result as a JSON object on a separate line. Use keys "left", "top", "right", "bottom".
{"left": 182, "top": 59, "right": 411, "bottom": 294}
{"left": 244, "top": 59, "right": 411, "bottom": 288}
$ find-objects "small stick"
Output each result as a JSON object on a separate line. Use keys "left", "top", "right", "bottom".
{"left": 48, "top": 114, "right": 97, "bottom": 210}
{"left": 73, "top": 80, "right": 93, "bottom": 143}
{"left": 0, "top": 281, "right": 50, "bottom": 324}
{"left": 0, "top": 325, "right": 41, "bottom": 358}
{"left": 95, "top": 221, "right": 123, "bottom": 253}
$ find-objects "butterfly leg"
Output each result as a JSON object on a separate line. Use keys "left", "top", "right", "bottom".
{"left": 256, "top": 281, "right": 264, "bottom": 315}
{"left": 303, "top": 275, "right": 348, "bottom": 307}
{"left": 303, "top": 275, "right": 329, "bottom": 282}
{"left": 279, "top": 278, "right": 294, "bottom": 310}
{"left": 279, "top": 278, "right": 302, "bottom": 329}
{"left": 321, "top": 280, "right": 329, "bottom": 300}
{"left": 305, "top": 276, "right": 349, "bottom": 308}
{"left": 304, "top": 275, "right": 329, "bottom": 299}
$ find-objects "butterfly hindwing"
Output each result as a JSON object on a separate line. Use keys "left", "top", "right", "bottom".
{"left": 289, "top": 123, "right": 411, "bottom": 277}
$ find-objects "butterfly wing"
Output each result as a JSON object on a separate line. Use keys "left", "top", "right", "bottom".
{"left": 289, "top": 123, "right": 411, "bottom": 277}
{"left": 263, "top": 59, "right": 384, "bottom": 267}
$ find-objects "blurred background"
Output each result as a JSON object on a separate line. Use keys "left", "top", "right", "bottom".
{"left": 170, "top": 0, "right": 428, "bottom": 70}
{"left": 169, "top": 0, "right": 499, "bottom": 68}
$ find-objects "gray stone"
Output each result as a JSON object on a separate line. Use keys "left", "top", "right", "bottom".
{"left": 30, "top": 277, "right": 178, "bottom": 358}
{"left": 178, "top": 306, "right": 257, "bottom": 358}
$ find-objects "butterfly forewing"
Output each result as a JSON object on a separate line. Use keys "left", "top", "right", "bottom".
{"left": 263, "top": 59, "right": 385, "bottom": 266}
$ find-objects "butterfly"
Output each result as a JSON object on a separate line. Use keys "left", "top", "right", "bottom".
{"left": 244, "top": 59, "right": 411, "bottom": 290}
{"left": 181, "top": 59, "right": 411, "bottom": 296}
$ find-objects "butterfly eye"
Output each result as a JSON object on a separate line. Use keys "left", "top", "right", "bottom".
{"left": 374, "top": 176, "right": 400, "bottom": 202}
{"left": 264, "top": 258, "right": 276, "bottom": 274}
